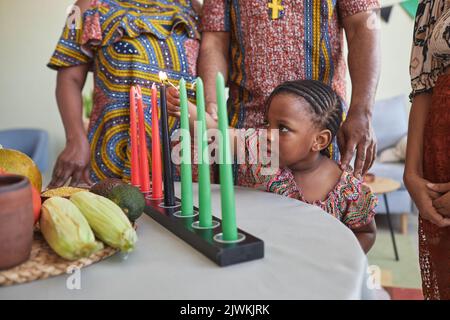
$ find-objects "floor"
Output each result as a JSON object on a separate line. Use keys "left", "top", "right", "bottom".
{"left": 375, "top": 209, "right": 419, "bottom": 250}
{"left": 371, "top": 211, "right": 423, "bottom": 300}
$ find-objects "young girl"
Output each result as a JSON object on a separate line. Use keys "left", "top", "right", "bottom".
{"left": 168, "top": 80, "right": 377, "bottom": 253}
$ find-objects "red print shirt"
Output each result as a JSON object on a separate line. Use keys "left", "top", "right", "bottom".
{"left": 201, "top": 0, "right": 380, "bottom": 129}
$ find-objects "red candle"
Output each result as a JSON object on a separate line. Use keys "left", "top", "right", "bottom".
{"left": 151, "top": 83, "right": 163, "bottom": 199}
{"left": 129, "top": 86, "right": 140, "bottom": 187}
{"left": 136, "top": 85, "right": 151, "bottom": 193}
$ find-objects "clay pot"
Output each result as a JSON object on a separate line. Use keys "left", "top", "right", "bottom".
{"left": 0, "top": 175, "right": 34, "bottom": 270}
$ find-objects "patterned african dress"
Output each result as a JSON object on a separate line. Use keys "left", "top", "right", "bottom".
{"left": 240, "top": 130, "right": 377, "bottom": 230}
{"left": 410, "top": 0, "right": 450, "bottom": 300}
{"left": 48, "top": 0, "right": 200, "bottom": 183}
{"left": 201, "top": 0, "right": 380, "bottom": 168}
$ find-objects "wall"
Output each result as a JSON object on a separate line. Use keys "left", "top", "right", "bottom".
{"left": 0, "top": 0, "right": 92, "bottom": 185}
{"left": 375, "top": 0, "right": 416, "bottom": 101}
{"left": 0, "top": 0, "right": 415, "bottom": 185}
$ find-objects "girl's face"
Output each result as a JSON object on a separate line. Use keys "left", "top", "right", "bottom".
{"left": 266, "top": 94, "right": 331, "bottom": 169}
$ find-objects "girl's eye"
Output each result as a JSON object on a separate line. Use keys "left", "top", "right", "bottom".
{"left": 279, "top": 125, "right": 289, "bottom": 133}
{"left": 262, "top": 121, "right": 270, "bottom": 128}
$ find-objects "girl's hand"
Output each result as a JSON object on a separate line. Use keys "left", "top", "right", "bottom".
{"left": 404, "top": 175, "right": 450, "bottom": 227}
{"left": 167, "top": 86, "right": 181, "bottom": 118}
{"left": 353, "top": 220, "right": 376, "bottom": 254}
{"left": 427, "top": 182, "right": 450, "bottom": 217}
{"left": 48, "top": 136, "right": 92, "bottom": 188}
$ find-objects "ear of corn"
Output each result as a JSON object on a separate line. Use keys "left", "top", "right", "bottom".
{"left": 41, "top": 186, "right": 86, "bottom": 198}
{"left": 40, "top": 197, "right": 104, "bottom": 260}
{"left": 70, "top": 191, "right": 138, "bottom": 253}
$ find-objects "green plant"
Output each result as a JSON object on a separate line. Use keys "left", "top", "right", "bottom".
{"left": 83, "top": 91, "right": 94, "bottom": 118}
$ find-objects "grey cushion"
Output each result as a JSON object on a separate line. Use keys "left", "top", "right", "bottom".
{"left": 0, "top": 128, "right": 49, "bottom": 172}
{"left": 368, "top": 96, "right": 412, "bottom": 214}
{"left": 372, "top": 95, "right": 408, "bottom": 152}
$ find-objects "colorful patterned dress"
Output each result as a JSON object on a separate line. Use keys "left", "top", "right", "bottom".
{"left": 201, "top": 0, "right": 380, "bottom": 164}
{"left": 48, "top": 0, "right": 200, "bottom": 183}
{"left": 239, "top": 129, "right": 377, "bottom": 229}
{"left": 410, "top": 0, "right": 450, "bottom": 300}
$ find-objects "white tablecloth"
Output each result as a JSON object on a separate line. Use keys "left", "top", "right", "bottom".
{"left": 0, "top": 183, "right": 374, "bottom": 299}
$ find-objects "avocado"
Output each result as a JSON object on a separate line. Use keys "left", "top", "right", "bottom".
{"left": 90, "top": 178, "right": 126, "bottom": 197}
{"left": 107, "top": 184, "right": 145, "bottom": 223}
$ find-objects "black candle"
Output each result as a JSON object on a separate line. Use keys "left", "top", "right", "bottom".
{"left": 159, "top": 72, "right": 176, "bottom": 207}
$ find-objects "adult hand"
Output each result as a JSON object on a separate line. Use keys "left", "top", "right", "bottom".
{"left": 337, "top": 111, "right": 376, "bottom": 179}
{"left": 427, "top": 182, "right": 450, "bottom": 217}
{"left": 48, "top": 136, "right": 92, "bottom": 188}
{"left": 167, "top": 86, "right": 181, "bottom": 118}
{"left": 405, "top": 175, "right": 450, "bottom": 227}
{"left": 206, "top": 102, "right": 218, "bottom": 121}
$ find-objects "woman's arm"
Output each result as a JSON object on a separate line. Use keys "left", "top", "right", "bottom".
{"left": 198, "top": 32, "right": 230, "bottom": 120}
{"left": 339, "top": 11, "right": 380, "bottom": 178}
{"left": 403, "top": 93, "right": 450, "bottom": 227}
{"left": 167, "top": 86, "right": 218, "bottom": 132}
{"left": 56, "top": 65, "right": 89, "bottom": 148}
{"left": 166, "top": 86, "right": 247, "bottom": 159}
{"left": 352, "top": 220, "right": 376, "bottom": 254}
{"left": 404, "top": 93, "right": 430, "bottom": 179}
{"left": 49, "top": 64, "right": 91, "bottom": 188}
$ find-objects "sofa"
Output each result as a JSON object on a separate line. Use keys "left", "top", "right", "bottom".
{"left": 367, "top": 95, "right": 413, "bottom": 234}
{"left": 0, "top": 128, "right": 49, "bottom": 173}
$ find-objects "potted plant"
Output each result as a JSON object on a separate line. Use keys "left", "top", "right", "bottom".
{"left": 82, "top": 91, "right": 93, "bottom": 132}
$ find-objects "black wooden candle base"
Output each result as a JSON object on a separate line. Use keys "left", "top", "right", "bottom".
{"left": 144, "top": 198, "right": 264, "bottom": 267}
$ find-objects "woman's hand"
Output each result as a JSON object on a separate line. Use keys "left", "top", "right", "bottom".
{"left": 48, "top": 136, "right": 92, "bottom": 188}
{"left": 167, "top": 86, "right": 181, "bottom": 118}
{"left": 166, "top": 86, "right": 197, "bottom": 120}
{"left": 338, "top": 111, "right": 377, "bottom": 179}
{"left": 427, "top": 182, "right": 450, "bottom": 217}
{"left": 404, "top": 174, "right": 450, "bottom": 227}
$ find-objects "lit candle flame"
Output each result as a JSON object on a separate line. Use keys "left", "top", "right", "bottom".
{"left": 159, "top": 71, "right": 168, "bottom": 83}
{"left": 158, "top": 71, "right": 178, "bottom": 90}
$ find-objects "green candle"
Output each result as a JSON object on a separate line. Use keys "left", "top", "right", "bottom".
{"left": 196, "top": 78, "right": 213, "bottom": 228}
{"left": 216, "top": 73, "right": 238, "bottom": 241}
{"left": 179, "top": 78, "right": 194, "bottom": 215}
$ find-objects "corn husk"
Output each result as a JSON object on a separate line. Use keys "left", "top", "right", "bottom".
{"left": 40, "top": 197, "right": 104, "bottom": 260}
{"left": 70, "top": 191, "right": 137, "bottom": 253}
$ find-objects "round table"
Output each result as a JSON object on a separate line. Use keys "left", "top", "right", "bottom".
{"left": 0, "top": 183, "right": 373, "bottom": 299}
{"left": 364, "top": 176, "right": 402, "bottom": 261}
{"left": 364, "top": 176, "right": 401, "bottom": 194}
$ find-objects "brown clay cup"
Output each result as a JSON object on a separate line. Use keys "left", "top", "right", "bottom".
{"left": 0, "top": 175, "right": 34, "bottom": 270}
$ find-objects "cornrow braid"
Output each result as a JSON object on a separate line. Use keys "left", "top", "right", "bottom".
{"left": 265, "top": 80, "right": 343, "bottom": 157}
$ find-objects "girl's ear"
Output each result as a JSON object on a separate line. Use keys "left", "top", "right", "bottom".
{"left": 312, "top": 129, "right": 332, "bottom": 153}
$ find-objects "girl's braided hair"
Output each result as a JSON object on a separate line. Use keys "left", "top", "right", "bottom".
{"left": 266, "top": 80, "right": 343, "bottom": 157}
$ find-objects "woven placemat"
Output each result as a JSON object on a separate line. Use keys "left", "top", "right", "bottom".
{"left": 0, "top": 231, "right": 118, "bottom": 287}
